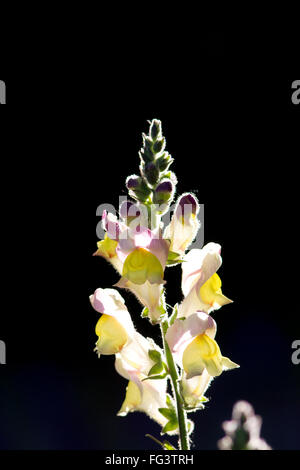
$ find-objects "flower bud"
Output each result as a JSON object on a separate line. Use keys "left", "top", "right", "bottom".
{"left": 126, "top": 175, "right": 141, "bottom": 190}
{"left": 156, "top": 153, "right": 174, "bottom": 172}
{"left": 176, "top": 193, "right": 199, "bottom": 220}
{"left": 126, "top": 175, "right": 152, "bottom": 203}
{"left": 150, "top": 119, "right": 162, "bottom": 141}
{"left": 152, "top": 138, "right": 165, "bottom": 154}
{"left": 153, "top": 179, "right": 174, "bottom": 206}
{"left": 144, "top": 162, "right": 160, "bottom": 186}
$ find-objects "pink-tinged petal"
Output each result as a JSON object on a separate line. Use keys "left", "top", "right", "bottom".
{"left": 116, "top": 227, "right": 153, "bottom": 263}
{"left": 102, "top": 211, "right": 127, "bottom": 241}
{"left": 116, "top": 234, "right": 135, "bottom": 263}
{"left": 132, "top": 226, "right": 154, "bottom": 248}
{"left": 148, "top": 237, "right": 170, "bottom": 270}
{"left": 182, "top": 243, "right": 222, "bottom": 297}
{"left": 175, "top": 193, "right": 199, "bottom": 220}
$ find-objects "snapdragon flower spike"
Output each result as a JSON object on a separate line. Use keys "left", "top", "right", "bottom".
{"left": 115, "top": 333, "right": 172, "bottom": 431}
{"left": 178, "top": 243, "right": 233, "bottom": 318}
{"left": 166, "top": 311, "right": 239, "bottom": 379}
{"left": 164, "top": 193, "right": 200, "bottom": 257}
{"left": 89, "top": 288, "right": 135, "bottom": 357}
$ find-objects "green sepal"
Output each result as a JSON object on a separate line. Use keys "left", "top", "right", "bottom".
{"left": 159, "top": 394, "right": 179, "bottom": 434}
{"left": 169, "top": 304, "right": 179, "bottom": 326}
{"left": 141, "top": 307, "right": 149, "bottom": 318}
{"left": 142, "top": 371, "right": 168, "bottom": 381}
{"left": 166, "top": 250, "right": 185, "bottom": 266}
{"left": 158, "top": 408, "right": 175, "bottom": 421}
{"left": 156, "top": 153, "right": 173, "bottom": 172}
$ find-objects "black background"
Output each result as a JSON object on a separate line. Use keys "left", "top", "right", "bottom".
{"left": 0, "top": 34, "right": 299, "bottom": 451}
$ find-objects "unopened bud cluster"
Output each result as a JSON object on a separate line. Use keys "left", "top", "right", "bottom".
{"left": 126, "top": 120, "right": 176, "bottom": 212}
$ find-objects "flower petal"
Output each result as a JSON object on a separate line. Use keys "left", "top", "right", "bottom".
{"left": 164, "top": 193, "right": 200, "bottom": 256}
{"left": 115, "top": 278, "right": 164, "bottom": 323}
{"left": 181, "top": 243, "right": 222, "bottom": 297}
{"left": 94, "top": 314, "right": 128, "bottom": 356}
{"left": 199, "top": 273, "right": 233, "bottom": 309}
{"left": 180, "top": 370, "right": 213, "bottom": 408}
{"left": 117, "top": 380, "right": 142, "bottom": 416}
{"left": 122, "top": 247, "right": 164, "bottom": 285}
{"left": 90, "top": 288, "right": 136, "bottom": 357}
{"left": 166, "top": 312, "right": 216, "bottom": 365}
{"left": 182, "top": 333, "right": 239, "bottom": 379}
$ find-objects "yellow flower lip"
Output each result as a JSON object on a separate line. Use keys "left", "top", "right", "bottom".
{"left": 182, "top": 333, "right": 239, "bottom": 379}
{"left": 94, "top": 234, "right": 118, "bottom": 259}
{"left": 199, "top": 273, "right": 233, "bottom": 309}
{"left": 95, "top": 314, "right": 128, "bottom": 356}
{"left": 117, "top": 380, "right": 142, "bottom": 416}
{"left": 122, "top": 247, "right": 164, "bottom": 285}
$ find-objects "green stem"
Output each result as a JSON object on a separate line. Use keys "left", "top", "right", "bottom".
{"left": 161, "top": 320, "right": 190, "bottom": 450}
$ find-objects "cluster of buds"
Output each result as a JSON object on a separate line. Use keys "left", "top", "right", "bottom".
{"left": 126, "top": 119, "right": 176, "bottom": 215}
{"left": 91, "top": 120, "right": 240, "bottom": 450}
{"left": 218, "top": 401, "right": 271, "bottom": 450}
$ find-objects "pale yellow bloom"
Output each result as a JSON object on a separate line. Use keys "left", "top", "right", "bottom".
{"left": 179, "top": 243, "right": 232, "bottom": 318}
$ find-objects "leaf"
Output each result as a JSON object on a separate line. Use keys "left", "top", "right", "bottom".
{"left": 159, "top": 395, "right": 179, "bottom": 434}
{"left": 148, "top": 362, "right": 164, "bottom": 376}
{"left": 166, "top": 394, "right": 174, "bottom": 408}
{"left": 145, "top": 434, "right": 177, "bottom": 451}
{"left": 158, "top": 407, "right": 175, "bottom": 421}
{"left": 148, "top": 349, "right": 162, "bottom": 362}
{"left": 162, "top": 420, "right": 179, "bottom": 434}
{"left": 162, "top": 441, "right": 176, "bottom": 450}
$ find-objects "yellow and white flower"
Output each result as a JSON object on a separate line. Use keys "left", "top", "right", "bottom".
{"left": 164, "top": 193, "right": 200, "bottom": 257}
{"left": 90, "top": 287, "right": 171, "bottom": 429}
{"left": 115, "top": 334, "right": 170, "bottom": 429}
{"left": 90, "top": 288, "right": 135, "bottom": 357}
{"left": 166, "top": 311, "right": 239, "bottom": 380}
{"left": 94, "top": 211, "right": 170, "bottom": 323}
{"left": 178, "top": 243, "right": 232, "bottom": 318}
